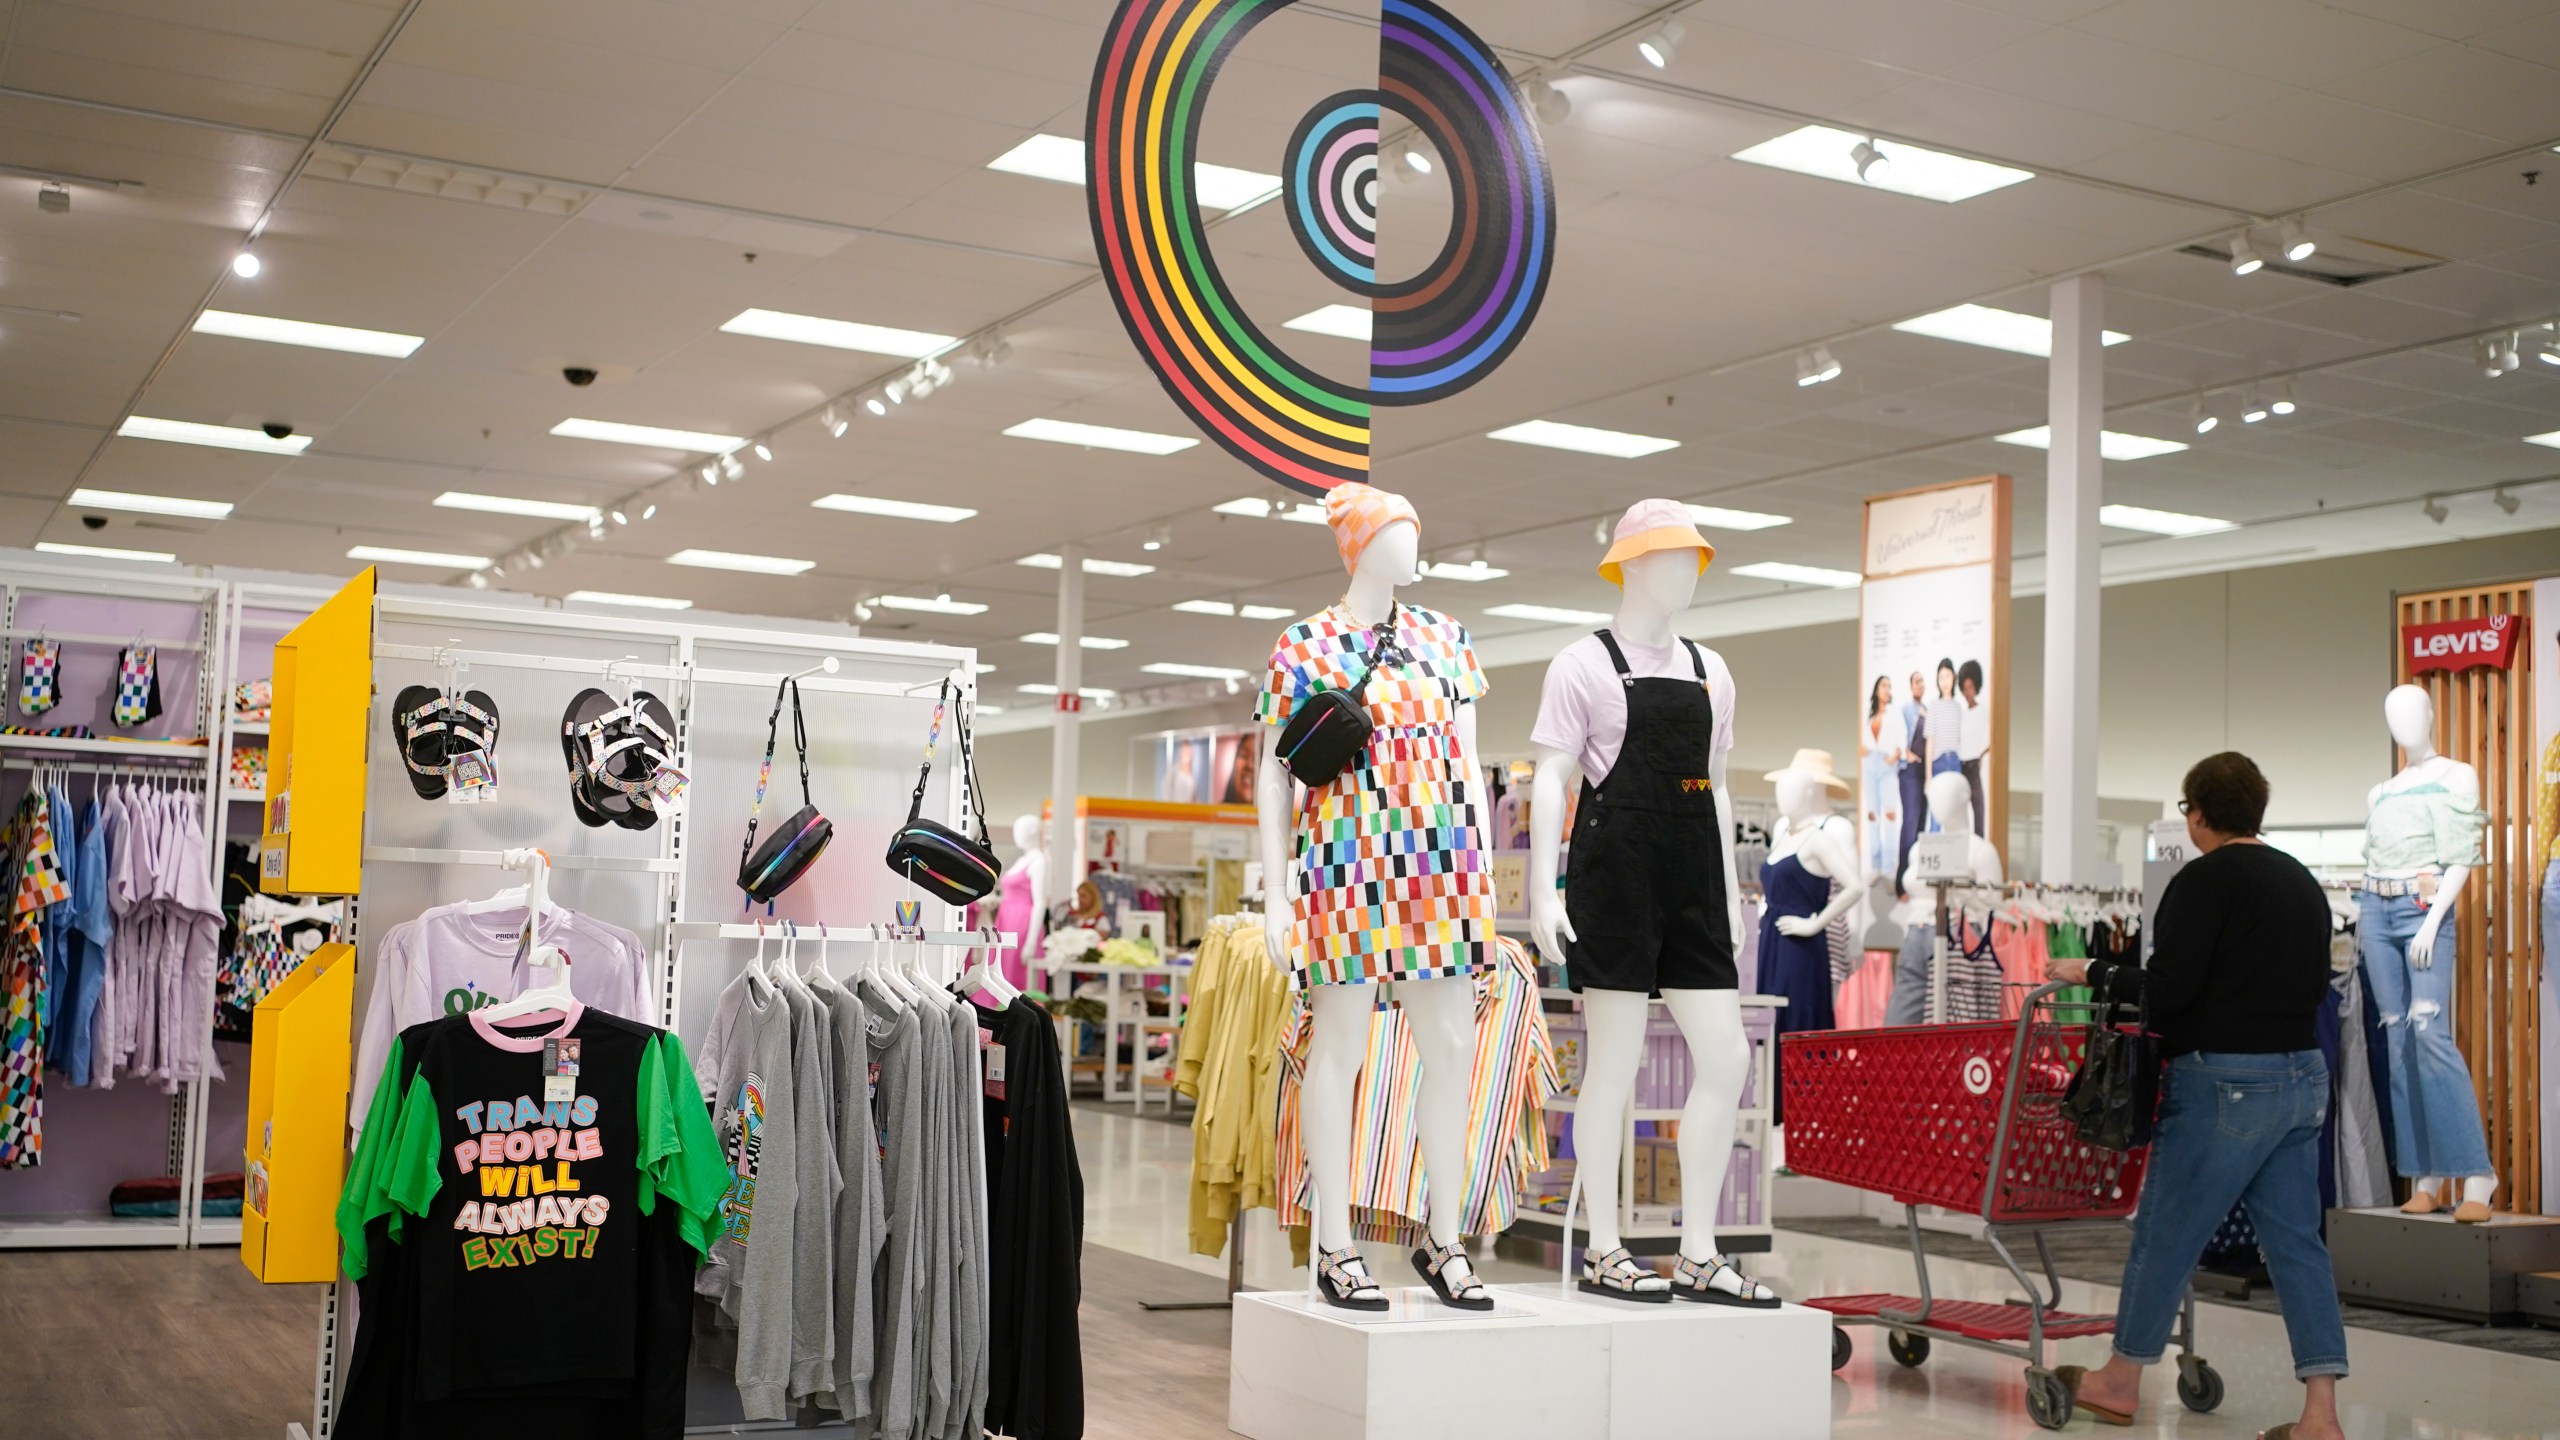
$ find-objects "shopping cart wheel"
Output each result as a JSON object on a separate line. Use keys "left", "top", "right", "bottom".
{"left": 1887, "top": 1331, "right": 1931, "bottom": 1368}
{"left": 1830, "top": 1328, "right": 1851, "bottom": 1371}
{"left": 2176, "top": 1358, "right": 2224, "bottom": 1413}
{"left": 2023, "top": 1368, "right": 2070, "bottom": 1431}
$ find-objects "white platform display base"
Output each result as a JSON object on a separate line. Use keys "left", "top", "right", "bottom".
{"left": 1229, "top": 1283, "right": 1830, "bottom": 1440}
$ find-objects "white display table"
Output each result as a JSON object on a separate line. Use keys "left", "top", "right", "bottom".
{"left": 1228, "top": 1282, "right": 1831, "bottom": 1440}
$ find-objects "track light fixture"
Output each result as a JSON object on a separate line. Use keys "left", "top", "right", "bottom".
{"left": 752, "top": 438, "right": 773, "bottom": 462}
{"left": 720, "top": 452, "right": 744, "bottom": 480}
{"left": 2270, "top": 379, "right": 2296, "bottom": 416}
{"left": 2229, "top": 231, "right": 2263, "bottom": 276}
{"left": 2422, "top": 494, "right": 2448, "bottom": 524}
{"left": 2478, "top": 335, "right": 2505, "bottom": 377}
{"left": 1850, "top": 138, "right": 1889, "bottom": 185}
{"left": 1401, "top": 146, "right": 1433, "bottom": 175}
{"left": 1141, "top": 523, "right": 1171, "bottom": 552}
{"left": 2494, "top": 487, "right": 2519, "bottom": 515}
{"left": 2190, "top": 394, "right": 2217, "bottom": 434}
{"left": 864, "top": 392, "right": 889, "bottom": 416}
{"left": 1795, "top": 346, "right": 1841, "bottom": 386}
{"left": 641, "top": 504, "right": 657, "bottom": 520}
{"left": 36, "top": 182, "right": 68, "bottom": 214}
{"left": 1636, "top": 19, "right": 1683, "bottom": 68}
{"left": 1592, "top": 516, "right": 1611, "bottom": 544}
{"left": 823, "top": 404, "right": 848, "bottom": 438}
{"left": 2241, "top": 387, "right": 2268, "bottom": 424}
{"left": 2502, "top": 332, "right": 2523, "bottom": 372}
{"left": 2279, "top": 217, "right": 2315, "bottom": 263}
{"left": 231, "top": 248, "right": 262, "bottom": 279}
{"left": 1526, "top": 76, "right": 1570, "bottom": 125}
{"left": 2537, "top": 325, "right": 2560, "bottom": 365}
{"left": 699, "top": 464, "right": 718, "bottom": 485}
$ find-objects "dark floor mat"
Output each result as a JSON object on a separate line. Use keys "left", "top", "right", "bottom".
{"left": 1776, "top": 1216, "right": 2560, "bottom": 1363}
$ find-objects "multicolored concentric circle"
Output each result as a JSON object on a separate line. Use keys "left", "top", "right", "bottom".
{"left": 1086, "top": 0, "right": 1555, "bottom": 496}
{"left": 1285, "top": 91, "right": 1380, "bottom": 293}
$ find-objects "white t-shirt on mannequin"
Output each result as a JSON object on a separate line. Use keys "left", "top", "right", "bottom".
{"left": 1530, "top": 632, "right": 1736, "bottom": 784}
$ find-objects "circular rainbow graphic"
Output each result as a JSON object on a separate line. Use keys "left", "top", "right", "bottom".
{"left": 1088, "top": 0, "right": 1556, "bottom": 496}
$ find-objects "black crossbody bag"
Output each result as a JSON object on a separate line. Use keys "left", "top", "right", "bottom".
{"left": 737, "top": 677, "right": 833, "bottom": 904}
{"left": 884, "top": 679, "right": 1001, "bottom": 905}
{"left": 2061, "top": 965, "right": 2160, "bottom": 1152}
{"left": 1274, "top": 603, "right": 1399, "bottom": 788}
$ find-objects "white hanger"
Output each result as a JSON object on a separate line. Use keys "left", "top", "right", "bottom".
{"left": 858, "top": 931, "right": 911, "bottom": 1014}
{"left": 748, "top": 921, "right": 771, "bottom": 979}
{"left": 952, "top": 937, "right": 1019, "bottom": 1007}
{"left": 480, "top": 848, "right": 577, "bottom": 1024}
{"left": 803, "top": 920, "right": 833, "bottom": 984}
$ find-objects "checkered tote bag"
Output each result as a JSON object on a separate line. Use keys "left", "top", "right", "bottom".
{"left": 16, "top": 641, "right": 57, "bottom": 716}
{"left": 113, "top": 645, "right": 162, "bottom": 728}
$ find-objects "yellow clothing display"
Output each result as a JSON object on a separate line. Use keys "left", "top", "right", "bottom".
{"left": 2538, "top": 728, "right": 2559, "bottom": 869}
{"left": 1177, "top": 918, "right": 1292, "bottom": 1258}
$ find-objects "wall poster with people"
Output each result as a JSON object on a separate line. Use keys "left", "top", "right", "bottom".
{"left": 1858, "top": 475, "right": 2012, "bottom": 897}
{"left": 1139, "top": 724, "right": 1262, "bottom": 804}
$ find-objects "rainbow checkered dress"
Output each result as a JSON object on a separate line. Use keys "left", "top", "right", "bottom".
{"left": 1257, "top": 603, "right": 1496, "bottom": 988}
{"left": 1, "top": 790, "right": 70, "bottom": 1168}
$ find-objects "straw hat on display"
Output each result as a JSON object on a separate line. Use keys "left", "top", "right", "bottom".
{"left": 1763, "top": 748, "right": 1852, "bottom": 794}
{"left": 1598, "top": 497, "right": 1715, "bottom": 585}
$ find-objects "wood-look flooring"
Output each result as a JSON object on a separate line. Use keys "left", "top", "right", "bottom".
{"left": 0, "top": 1242, "right": 1237, "bottom": 1439}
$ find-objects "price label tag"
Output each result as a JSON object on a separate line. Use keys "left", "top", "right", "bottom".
{"left": 650, "top": 764, "right": 690, "bottom": 809}
{"left": 2148, "top": 819, "right": 2194, "bottom": 867}
{"left": 1910, "top": 833, "right": 1970, "bottom": 883}
{"left": 447, "top": 750, "right": 497, "bottom": 804}
{"left": 260, "top": 839, "right": 288, "bottom": 882}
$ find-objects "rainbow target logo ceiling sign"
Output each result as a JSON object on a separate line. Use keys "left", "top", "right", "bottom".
{"left": 1088, "top": 0, "right": 1557, "bottom": 497}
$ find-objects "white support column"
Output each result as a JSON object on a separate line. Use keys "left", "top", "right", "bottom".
{"left": 1046, "top": 543, "right": 1085, "bottom": 902}
{"left": 2042, "top": 275, "right": 2104, "bottom": 886}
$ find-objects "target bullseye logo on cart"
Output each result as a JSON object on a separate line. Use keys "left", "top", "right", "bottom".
{"left": 1087, "top": 0, "right": 1557, "bottom": 496}
{"left": 1961, "top": 1055, "right": 1995, "bottom": 1096}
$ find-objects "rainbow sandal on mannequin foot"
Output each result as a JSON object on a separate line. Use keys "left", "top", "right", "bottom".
{"left": 1411, "top": 1239, "right": 1494, "bottom": 1311}
{"left": 1671, "top": 1253, "right": 1780, "bottom": 1308}
{"left": 1315, "top": 1247, "right": 1389, "bottom": 1312}
{"left": 1578, "top": 1246, "right": 1672, "bottom": 1303}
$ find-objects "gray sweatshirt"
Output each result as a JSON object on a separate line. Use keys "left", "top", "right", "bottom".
{"left": 697, "top": 967, "right": 800, "bottom": 1421}
{"left": 914, "top": 996, "right": 956, "bottom": 1440}
{"left": 776, "top": 970, "right": 841, "bottom": 1406}
{"left": 812, "top": 971, "right": 886, "bottom": 1424}
{"left": 861, "top": 980, "right": 926, "bottom": 1437}
{"left": 946, "top": 998, "right": 990, "bottom": 1440}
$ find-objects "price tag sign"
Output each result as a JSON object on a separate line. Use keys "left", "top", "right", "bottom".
{"left": 1909, "top": 833, "right": 1970, "bottom": 883}
{"left": 260, "top": 839, "right": 288, "bottom": 882}
{"left": 2149, "top": 819, "right": 2194, "bottom": 867}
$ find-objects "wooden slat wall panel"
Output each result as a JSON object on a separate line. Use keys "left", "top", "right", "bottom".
{"left": 2393, "top": 583, "right": 2539, "bottom": 1214}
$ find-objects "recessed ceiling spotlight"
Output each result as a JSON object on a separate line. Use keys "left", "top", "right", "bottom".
{"left": 231, "top": 248, "right": 261, "bottom": 279}
{"left": 1849, "top": 137, "right": 1889, "bottom": 184}
{"left": 2270, "top": 379, "right": 2296, "bottom": 416}
{"left": 2190, "top": 394, "right": 2218, "bottom": 435}
{"left": 2229, "top": 231, "right": 2263, "bottom": 276}
{"left": 2280, "top": 217, "right": 2315, "bottom": 263}
{"left": 1795, "top": 346, "right": 1841, "bottom": 387}
{"left": 2241, "top": 387, "right": 2268, "bottom": 424}
{"left": 1636, "top": 18, "right": 1683, "bottom": 67}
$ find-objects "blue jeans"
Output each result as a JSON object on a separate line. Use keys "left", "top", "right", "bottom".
{"left": 2116, "top": 1051, "right": 2348, "bottom": 1380}
{"left": 2357, "top": 891, "right": 2493, "bottom": 1178}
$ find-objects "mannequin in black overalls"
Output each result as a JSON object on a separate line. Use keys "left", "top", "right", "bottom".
{"left": 1528, "top": 500, "right": 1779, "bottom": 1308}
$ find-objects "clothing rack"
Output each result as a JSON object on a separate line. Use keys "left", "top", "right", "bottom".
{"left": 669, "top": 921, "right": 1018, "bottom": 948}
{"left": 1, "top": 757, "right": 211, "bottom": 780}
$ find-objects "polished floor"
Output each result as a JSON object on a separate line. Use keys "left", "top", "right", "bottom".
{"left": 1072, "top": 1103, "right": 2560, "bottom": 1440}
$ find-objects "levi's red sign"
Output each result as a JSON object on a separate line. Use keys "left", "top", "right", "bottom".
{"left": 2402, "top": 614, "right": 2521, "bottom": 674}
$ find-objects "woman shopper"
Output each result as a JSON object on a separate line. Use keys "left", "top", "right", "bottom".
{"left": 2049, "top": 752, "right": 2347, "bottom": 1440}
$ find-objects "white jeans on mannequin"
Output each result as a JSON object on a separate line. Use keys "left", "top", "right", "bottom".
{"left": 1303, "top": 975, "right": 1478, "bottom": 1251}
{"left": 1575, "top": 988, "right": 1749, "bottom": 1261}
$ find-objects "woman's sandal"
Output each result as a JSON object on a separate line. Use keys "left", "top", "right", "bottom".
{"left": 393, "top": 685, "right": 452, "bottom": 799}
{"left": 2053, "top": 1364, "right": 2134, "bottom": 1427}
{"left": 1315, "top": 1246, "right": 1388, "bottom": 1312}
{"left": 1577, "top": 1246, "right": 1671, "bottom": 1303}
{"left": 1671, "top": 1253, "right": 1780, "bottom": 1308}
{"left": 1411, "top": 1239, "right": 1495, "bottom": 1311}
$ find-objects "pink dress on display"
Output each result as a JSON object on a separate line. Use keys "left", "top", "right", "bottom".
{"left": 993, "top": 862, "right": 1037, "bottom": 992}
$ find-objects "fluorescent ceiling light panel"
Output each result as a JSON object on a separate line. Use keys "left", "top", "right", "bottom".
{"left": 666, "top": 548, "right": 815, "bottom": 575}
{"left": 1142, "top": 662, "right": 1252, "bottom": 680}
{"left": 1021, "top": 631, "right": 1130, "bottom": 650}
{"left": 1003, "top": 417, "right": 1198, "bottom": 455}
{"left": 551, "top": 418, "right": 745, "bottom": 452}
{"left": 875, "top": 594, "right": 990, "bottom": 616}
{"left": 720, "top": 308, "right": 956, "bottom": 358}
{"left": 1730, "top": 125, "right": 2034, "bottom": 204}
{"left": 193, "top": 309, "right": 424, "bottom": 358}
{"left": 811, "top": 493, "right": 978, "bottom": 523}
{"left": 1731, "top": 561, "right": 1862, "bottom": 588}
{"left": 1486, "top": 419, "right": 1679, "bottom": 458}
{"left": 2526, "top": 430, "right": 2560, "bottom": 450}
{"left": 1892, "top": 304, "right": 2129, "bottom": 358}
{"left": 1995, "top": 426, "right": 2188, "bottom": 461}
{"left": 1212, "top": 497, "right": 1325, "bottom": 524}
{"left": 434, "top": 491, "right": 599, "bottom": 522}
{"left": 1283, "top": 304, "right": 1372, "bottom": 341}
{"left": 1016, "top": 553, "right": 1156, "bottom": 578}
{"left": 1685, "top": 504, "right": 1790, "bottom": 531}
{"left": 118, "top": 416, "right": 311, "bottom": 455}
{"left": 65, "top": 488, "right": 233, "bottom": 520}
{"left": 1418, "top": 561, "right": 1510, "bottom": 581}
{"left": 2098, "top": 504, "right": 2235, "bottom": 537}
{"left": 1174, "top": 599, "right": 1294, "bottom": 620}
{"left": 1019, "top": 683, "right": 1118, "bottom": 699}
{"left": 985, "top": 134, "right": 1278, "bottom": 210}
{"left": 36, "top": 541, "right": 175, "bottom": 563}
{"left": 567, "top": 590, "right": 694, "bottom": 610}
{"left": 1484, "top": 603, "right": 1611, "bottom": 625}
{"left": 346, "top": 545, "right": 491, "bottom": 569}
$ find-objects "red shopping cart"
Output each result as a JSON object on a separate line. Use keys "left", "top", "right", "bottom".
{"left": 1780, "top": 982, "right": 2222, "bottom": 1430}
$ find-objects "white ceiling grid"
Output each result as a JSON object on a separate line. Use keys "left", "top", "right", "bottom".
{"left": 0, "top": 0, "right": 2555, "bottom": 711}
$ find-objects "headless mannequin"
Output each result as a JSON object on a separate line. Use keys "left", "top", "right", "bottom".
{"left": 1528, "top": 546, "right": 1762, "bottom": 1300}
{"left": 1002, "top": 814, "right": 1048, "bottom": 976}
{"left": 1887, "top": 773, "right": 2004, "bottom": 1025}
{"left": 1257, "top": 518, "right": 1485, "bottom": 1296}
{"left": 2368, "top": 685, "right": 2496, "bottom": 1214}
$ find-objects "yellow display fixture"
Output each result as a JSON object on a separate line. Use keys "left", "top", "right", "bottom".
{"left": 263, "top": 567, "right": 375, "bottom": 896}
{"left": 240, "top": 942, "right": 356, "bottom": 1283}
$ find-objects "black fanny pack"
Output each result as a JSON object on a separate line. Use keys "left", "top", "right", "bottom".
{"left": 737, "top": 677, "right": 833, "bottom": 904}
{"left": 1274, "top": 603, "right": 1397, "bottom": 788}
{"left": 884, "top": 678, "right": 1000, "bottom": 905}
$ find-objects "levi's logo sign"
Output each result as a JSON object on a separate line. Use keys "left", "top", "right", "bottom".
{"left": 1679, "top": 778, "right": 1712, "bottom": 793}
{"left": 2403, "top": 615, "right": 2520, "bottom": 674}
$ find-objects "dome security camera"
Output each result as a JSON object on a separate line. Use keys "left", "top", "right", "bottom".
{"left": 562, "top": 366, "right": 598, "bottom": 387}
{"left": 262, "top": 422, "right": 294, "bottom": 440}
{"left": 81, "top": 514, "right": 107, "bottom": 531}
